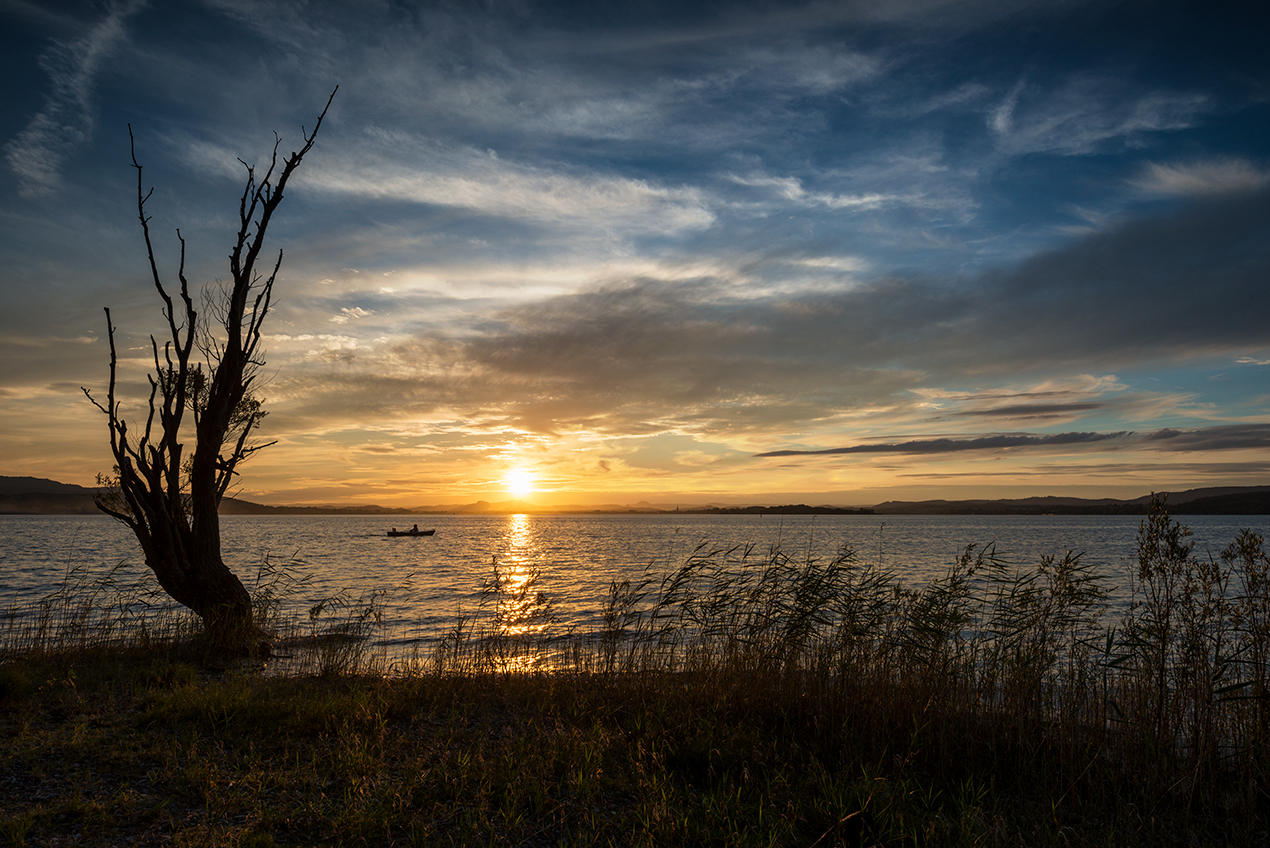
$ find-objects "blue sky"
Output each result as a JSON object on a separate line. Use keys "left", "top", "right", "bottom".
{"left": 1, "top": 0, "right": 1267, "bottom": 507}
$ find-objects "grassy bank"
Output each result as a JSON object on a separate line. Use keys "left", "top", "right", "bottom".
{"left": 2, "top": 501, "right": 1269, "bottom": 846}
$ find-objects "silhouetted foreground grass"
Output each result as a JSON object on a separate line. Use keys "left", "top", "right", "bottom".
{"left": 2, "top": 500, "right": 1269, "bottom": 846}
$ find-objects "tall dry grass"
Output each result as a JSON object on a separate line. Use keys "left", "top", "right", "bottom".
{"left": 428, "top": 497, "right": 1270, "bottom": 832}
{"left": 0, "top": 559, "right": 197, "bottom": 659}
{"left": 4, "top": 498, "right": 1269, "bottom": 841}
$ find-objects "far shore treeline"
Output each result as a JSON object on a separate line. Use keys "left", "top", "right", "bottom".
{"left": 2, "top": 476, "right": 1268, "bottom": 516}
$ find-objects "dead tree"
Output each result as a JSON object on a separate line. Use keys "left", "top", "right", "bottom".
{"left": 83, "top": 90, "right": 336, "bottom": 651}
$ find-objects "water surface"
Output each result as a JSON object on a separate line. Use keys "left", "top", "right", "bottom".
{"left": 4, "top": 512, "right": 1268, "bottom": 655}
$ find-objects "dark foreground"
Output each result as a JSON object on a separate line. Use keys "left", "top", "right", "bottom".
{"left": 1, "top": 646, "right": 1265, "bottom": 847}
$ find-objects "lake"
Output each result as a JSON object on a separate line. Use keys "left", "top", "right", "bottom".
{"left": 4, "top": 512, "right": 1269, "bottom": 658}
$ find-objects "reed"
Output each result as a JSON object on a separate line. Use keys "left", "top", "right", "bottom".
{"left": 0, "top": 558, "right": 199, "bottom": 662}
{"left": 3, "top": 500, "right": 1268, "bottom": 845}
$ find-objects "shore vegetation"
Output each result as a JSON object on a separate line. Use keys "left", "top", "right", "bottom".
{"left": 2, "top": 499, "right": 1268, "bottom": 846}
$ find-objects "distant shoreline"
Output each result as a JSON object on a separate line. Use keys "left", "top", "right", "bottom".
{"left": 3, "top": 476, "right": 1269, "bottom": 516}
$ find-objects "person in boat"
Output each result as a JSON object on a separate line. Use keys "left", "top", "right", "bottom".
{"left": 411, "top": 524, "right": 419, "bottom": 533}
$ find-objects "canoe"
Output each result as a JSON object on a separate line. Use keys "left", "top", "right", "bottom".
{"left": 387, "top": 528, "right": 435, "bottom": 537}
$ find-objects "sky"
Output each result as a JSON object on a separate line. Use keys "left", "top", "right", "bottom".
{"left": 1, "top": 0, "right": 1268, "bottom": 508}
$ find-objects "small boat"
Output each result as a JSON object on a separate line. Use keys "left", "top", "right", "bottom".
{"left": 387, "top": 528, "right": 435, "bottom": 537}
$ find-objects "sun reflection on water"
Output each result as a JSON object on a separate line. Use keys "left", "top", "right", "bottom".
{"left": 507, "top": 513, "right": 531, "bottom": 556}
{"left": 490, "top": 514, "right": 555, "bottom": 639}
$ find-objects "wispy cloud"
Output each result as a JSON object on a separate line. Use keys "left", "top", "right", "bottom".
{"left": 1132, "top": 158, "right": 1270, "bottom": 196}
{"left": 756, "top": 431, "right": 1130, "bottom": 457}
{"left": 288, "top": 129, "right": 716, "bottom": 238}
{"left": 728, "top": 172, "right": 893, "bottom": 210}
{"left": 757, "top": 424, "right": 1270, "bottom": 459}
{"left": 329, "top": 307, "right": 374, "bottom": 325}
{"left": 989, "top": 78, "right": 1026, "bottom": 135}
{"left": 991, "top": 76, "right": 1210, "bottom": 156}
{"left": 902, "top": 81, "right": 994, "bottom": 118}
{"left": 950, "top": 402, "right": 1104, "bottom": 419}
{"left": 3, "top": 1, "right": 142, "bottom": 197}
{"left": 733, "top": 44, "right": 882, "bottom": 94}
{"left": 1142, "top": 424, "right": 1270, "bottom": 452}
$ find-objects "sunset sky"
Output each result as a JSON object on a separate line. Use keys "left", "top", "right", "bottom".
{"left": 1, "top": 0, "right": 1267, "bottom": 508}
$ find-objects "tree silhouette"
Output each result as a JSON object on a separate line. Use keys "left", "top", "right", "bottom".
{"left": 83, "top": 89, "right": 336, "bottom": 652}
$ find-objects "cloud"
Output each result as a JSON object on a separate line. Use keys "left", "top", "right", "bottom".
{"left": 674, "top": 450, "right": 729, "bottom": 467}
{"left": 329, "top": 307, "right": 374, "bottom": 325}
{"left": 199, "top": 0, "right": 338, "bottom": 56}
{"left": 733, "top": 44, "right": 881, "bottom": 94}
{"left": 991, "top": 76, "right": 1210, "bottom": 156}
{"left": 756, "top": 431, "right": 1130, "bottom": 457}
{"left": 904, "top": 82, "right": 994, "bottom": 118}
{"left": 791, "top": 256, "right": 871, "bottom": 272}
{"left": 3, "top": 1, "right": 143, "bottom": 197}
{"left": 967, "top": 187, "right": 1270, "bottom": 368}
{"left": 989, "top": 78, "right": 1026, "bottom": 136}
{"left": 258, "top": 185, "right": 1270, "bottom": 443}
{"left": 950, "top": 401, "right": 1104, "bottom": 419}
{"left": 1142, "top": 424, "right": 1270, "bottom": 452}
{"left": 1132, "top": 158, "right": 1270, "bottom": 197}
{"left": 755, "top": 423, "right": 1270, "bottom": 460}
{"left": 727, "top": 172, "right": 893, "bottom": 210}
{"left": 290, "top": 129, "right": 716, "bottom": 238}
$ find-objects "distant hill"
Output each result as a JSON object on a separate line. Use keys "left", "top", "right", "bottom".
{"left": 218, "top": 498, "right": 428, "bottom": 516}
{"left": 872, "top": 486, "right": 1270, "bottom": 515}
{"left": 0, "top": 477, "right": 100, "bottom": 514}
{"left": 0, "top": 492, "right": 102, "bottom": 514}
{"left": 1170, "top": 490, "right": 1270, "bottom": 515}
{"left": 679, "top": 504, "right": 874, "bottom": 515}
{"left": 0, "top": 476, "right": 97, "bottom": 497}
{"left": 1123, "top": 485, "right": 1270, "bottom": 505}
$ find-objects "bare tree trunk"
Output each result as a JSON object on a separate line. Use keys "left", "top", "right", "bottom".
{"left": 84, "top": 90, "right": 336, "bottom": 653}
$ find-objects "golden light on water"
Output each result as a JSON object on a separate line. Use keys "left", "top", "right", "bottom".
{"left": 495, "top": 513, "right": 542, "bottom": 639}
{"left": 507, "top": 512, "right": 531, "bottom": 559}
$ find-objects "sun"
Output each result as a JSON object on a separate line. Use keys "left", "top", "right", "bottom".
{"left": 506, "top": 470, "right": 535, "bottom": 498}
